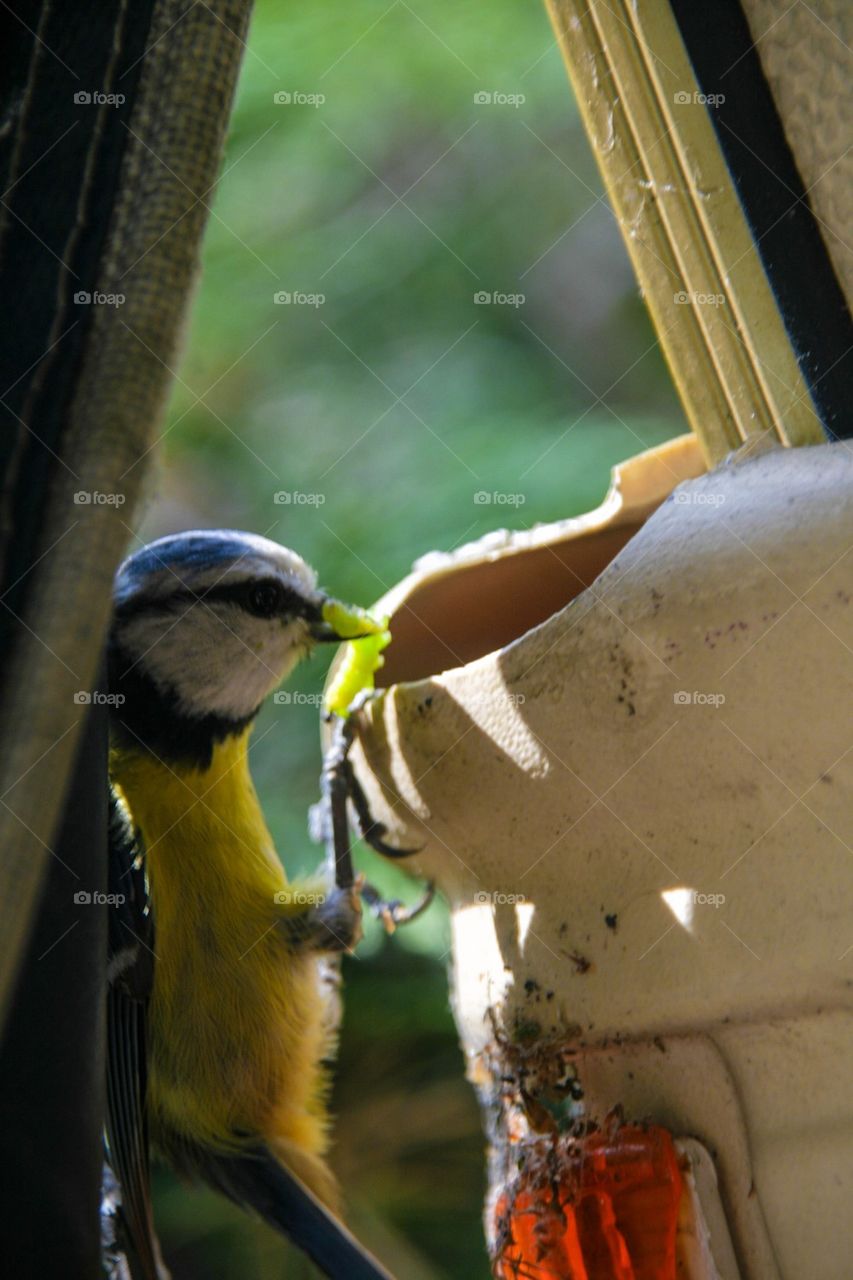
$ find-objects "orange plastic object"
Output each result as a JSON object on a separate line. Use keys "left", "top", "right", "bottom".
{"left": 493, "top": 1124, "right": 682, "bottom": 1280}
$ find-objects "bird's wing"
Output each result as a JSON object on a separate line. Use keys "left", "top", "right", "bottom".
{"left": 170, "top": 1137, "right": 395, "bottom": 1280}
{"left": 105, "top": 786, "right": 167, "bottom": 1280}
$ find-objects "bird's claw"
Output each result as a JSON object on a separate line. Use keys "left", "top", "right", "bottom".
{"left": 356, "top": 816, "right": 422, "bottom": 860}
{"left": 319, "top": 699, "right": 424, "bottom": 863}
{"left": 362, "top": 880, "right": 436, "bottom": 934}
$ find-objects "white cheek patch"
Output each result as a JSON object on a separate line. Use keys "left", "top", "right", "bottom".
{"left": 121, "top": 605, "right": 311, "bottom": 720}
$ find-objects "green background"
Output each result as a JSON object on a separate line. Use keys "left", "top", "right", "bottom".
{"left": 135, "top": 1, "right": 683, "bottom": 1274}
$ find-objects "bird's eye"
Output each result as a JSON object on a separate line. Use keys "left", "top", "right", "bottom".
{"left": 246, "top": 582, "right": 283, "bottom": 618}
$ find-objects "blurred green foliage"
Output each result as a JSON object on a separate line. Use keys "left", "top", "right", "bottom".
{"left": 136, "top": 0, "right": 684, "bottom": 1275}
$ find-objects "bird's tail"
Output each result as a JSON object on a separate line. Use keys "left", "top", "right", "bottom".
{"left": 181, "top": 1139, "right": 396, "bottom": 1280}
{"left": 265, "top": 1133, "right": 342, "bottom": 1212}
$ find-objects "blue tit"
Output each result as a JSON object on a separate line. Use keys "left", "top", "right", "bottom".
{"left": 104, "top": 529, "right": 393, "bottom": 1280}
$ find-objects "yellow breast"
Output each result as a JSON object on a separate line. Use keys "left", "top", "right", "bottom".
{"left": 110, "top": 731, "right": 338, "bottom": 1179}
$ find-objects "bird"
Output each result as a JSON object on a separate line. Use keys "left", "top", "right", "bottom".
{"left": 104, "top": 528, "right": 395, "bottom": 1280}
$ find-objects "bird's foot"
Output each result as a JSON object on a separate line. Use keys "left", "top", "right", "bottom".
{"left": 315, "top": 691, "right": 433, "bottom": 934}
{"left": 322, "top": 696, "right": 422, "bottom": 859}
{"left": 361, "top": 880, "right": 436, "bottom": 933}
{"left": 276, "top": 880, "right": 363, "bottom": 953}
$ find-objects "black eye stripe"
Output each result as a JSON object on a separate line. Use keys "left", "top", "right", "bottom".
{"left": 246, "top": 581, "right": 285, "bottom": 618}
{"left": 116, "top": 580, "right": 307, "bottom": 620}
{"left": 203, "top": 580, "right": 303, "bottom": 616}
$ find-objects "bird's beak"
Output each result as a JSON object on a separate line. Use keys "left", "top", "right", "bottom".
{"left": 308, "top": 598, "right": 386, "bottom": 644}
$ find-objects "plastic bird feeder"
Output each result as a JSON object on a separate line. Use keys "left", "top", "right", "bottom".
{"left": 325, "top": 437, "right": 853, "bottom": 1279}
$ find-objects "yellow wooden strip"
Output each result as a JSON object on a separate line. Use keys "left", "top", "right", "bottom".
{"left": 544, "top": 0, "right": 826, "bottom": 463}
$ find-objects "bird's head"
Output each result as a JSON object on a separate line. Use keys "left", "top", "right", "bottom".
{"left": 108, "top": 530, "right": 380, "bottom": 763}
